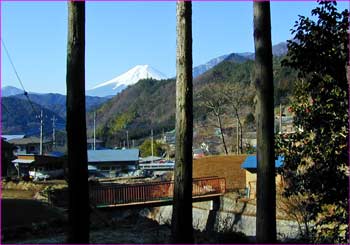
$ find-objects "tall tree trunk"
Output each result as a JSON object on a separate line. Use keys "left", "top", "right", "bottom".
{"left": 253, "top": 1, "right": 276, "bottom": 243}
{"left": 66, "top": 1, "right": 89, "bottom": 243}
{"left": 171, "top": 1, "right": 193, "bottom": 243}
{"left": 234, "top": 110, "right": 243, "bottom": 154}
{"left": 217, "top": 114, "right": 228, "bottom": 155}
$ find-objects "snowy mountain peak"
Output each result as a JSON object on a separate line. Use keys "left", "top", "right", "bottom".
{"left": 86, "top": 65, "right": 167, "bottom": 97}
{"left": 91, "top": 65, "right": 167, "bottom": 90}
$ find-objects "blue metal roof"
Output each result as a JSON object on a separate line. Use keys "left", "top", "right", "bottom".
{"left": 241, "top": 155, "right": 284, "bottom": 169}
{"left": 45, "top": 151, "right": 65, "bottom": 157}
{"left": 88, "top": 149, "right": 139, "bottom": 163}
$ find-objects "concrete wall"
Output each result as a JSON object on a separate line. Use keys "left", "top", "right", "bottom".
{"left": 141, "top": 205, "right": 302, "bottom": 241}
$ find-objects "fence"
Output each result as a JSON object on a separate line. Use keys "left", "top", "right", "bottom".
{"left": 90, "top": 177, "right": 225, "bottom": 207}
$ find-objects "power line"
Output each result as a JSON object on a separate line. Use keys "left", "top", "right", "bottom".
{"left": 1, "top": 39, "right": 26, "bottom": 92}
{"left": 1, "top": 102, "right": 10, "bottom": 114}
{"left": 1, "top": 38, "right": 38, "bottom": 114}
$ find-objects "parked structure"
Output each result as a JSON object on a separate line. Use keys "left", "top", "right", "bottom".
{"left": 11, "top": 154, "right": 65, "bottom": 180}
{"left": 87, "top": 149, "right": 140, "bottom": 177}
{"left": 241, "top": 155, "right": 284, "bottom": 199}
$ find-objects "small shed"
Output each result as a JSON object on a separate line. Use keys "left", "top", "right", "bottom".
{"left": 88, "top": 149, "right": 140, "bottom": 177}
{"left": 11, "top": 154, "right": 65, "bottom": 180}
{"left": 241, "top": 155, "right": 284, "bottom": 199}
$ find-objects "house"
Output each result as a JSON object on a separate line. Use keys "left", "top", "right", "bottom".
{"left": 8, "top": 136, "right": 51, "bottom": 155}
{"left": 242, "top": 132, "right": 257, "bottom": 149}
{"left": 241, "top": 155, "right": 284, "bottom": 199}
{"left": 87, "top": 138, "right": 105, "bottom": 150}
{"left": 87, "top": 149, "right": 140, "bottom": 177}
{"left": 162, "top": 129, "right": 175, "bottom": 145}
{"left": 139, "top": 156, "right": 163, "bottom": 163}
{"left": 11, "top": 154, "right": 65, "bottom": 180}
{"left": 193, "top": 148, "right": 205, "bottom": 159}
{"left": 2, "top": 134, "right": 25, "bottom": 141}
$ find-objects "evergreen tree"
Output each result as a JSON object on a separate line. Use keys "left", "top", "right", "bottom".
{"left": 278, "top": 1, "right": 349, "bottom": 243}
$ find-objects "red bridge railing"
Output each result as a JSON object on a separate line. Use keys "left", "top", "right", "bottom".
{"left": 90, "top": 177, "right": 225, "bottom": 207}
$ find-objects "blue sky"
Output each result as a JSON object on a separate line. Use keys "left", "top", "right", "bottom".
{"left": 1, "top": 1, "right": 349, "bottom": 94}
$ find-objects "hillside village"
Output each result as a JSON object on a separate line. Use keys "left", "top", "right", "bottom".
{"left": 1, "top": 1, "right": 349, "bottom": 244}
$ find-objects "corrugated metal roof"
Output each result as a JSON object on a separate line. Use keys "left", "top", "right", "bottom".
{"left": 8, "top": 136, "right": 50, "bottom": 145}
{"left": 241, "top": 155, "right": 284, "bottom": 169}
{"left": 2, "top": 135, "right": 25, "bottom": 141}
{"left": 45, "top": 151, "right": 65, "bottom": 157}
{"left": 88, "top": 149, "right": 139, "bottom": 163}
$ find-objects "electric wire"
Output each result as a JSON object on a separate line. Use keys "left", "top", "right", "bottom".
{"left": 1, "top": 38, "right": 38, "bottom": 115}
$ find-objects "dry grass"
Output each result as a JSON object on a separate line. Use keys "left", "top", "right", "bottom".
{"left": 193, "top": 155, "right": 247, "bottom": 190}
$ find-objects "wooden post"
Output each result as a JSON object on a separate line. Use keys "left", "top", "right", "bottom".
{"left": 171, "top": 1, "right": 193, "bottom": 243}
{"left": 66, "top": 1, "right": 89, "bottom": 243}
{"left": 253, "top": 1, "right": 276, "bottom": 243}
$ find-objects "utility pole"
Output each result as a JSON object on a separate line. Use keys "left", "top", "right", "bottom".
{"left": 132, "top": 139, "right": 135, "bottom": 148}
{"left": 279, "top": 103, "right": 282, "bottom": 134}
{"left": 36, "top": 109, "right": 44, "bottom": 155}
{"left": 151, "top": 129, "right": 154, "bottom": 164}
{"left": 126, "top": 130, "right": 129, "bottom": 148}
{"left": 236, "top": 119, "right": 239, "bottom": 154}
{"left": 52, "top": 115, "right": 57, "bottom": 150}
{"left": 93, "top": 111, "right": 96, "bottom": 150}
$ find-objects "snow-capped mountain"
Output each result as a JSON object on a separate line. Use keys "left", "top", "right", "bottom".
{"left": 86, "top": 65, "right": 167, "bottom": 97}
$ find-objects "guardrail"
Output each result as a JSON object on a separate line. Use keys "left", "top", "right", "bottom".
{"left": 138, "top": 163, "right": 175, "bottom": 170}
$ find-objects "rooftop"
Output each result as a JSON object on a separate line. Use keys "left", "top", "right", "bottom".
{"left": 8, "top": 136, "right": 50, "bottom": 145}
{"left": 139, "top": 156, "right": 162, "bottom": 163}
{"left": 241, "top": 155, "right": 284, "bottom": 169}
{"left": 2, "top": 135, "right": 25, "bottom": 141}
{"left": 87, "top": 138, "right": 104, "bottom": 144}
{"left": 88, "top": 149, "right": 140, "bottom": 163}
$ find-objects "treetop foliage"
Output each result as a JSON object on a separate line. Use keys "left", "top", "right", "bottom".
{"left": 277, "top": 1, "right": 349, "bottom": 243}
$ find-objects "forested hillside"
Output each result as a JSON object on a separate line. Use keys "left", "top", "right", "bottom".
{"left": 91, "top": 55, "right": 297, "bottom": 146}
{"left": 2, "top": 97, "right": 66, "bottom": 135}
{"left": 11, "top": 93, "right": 108, "bottom": 119}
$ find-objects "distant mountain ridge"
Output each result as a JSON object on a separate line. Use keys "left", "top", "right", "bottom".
{"left": 192, "top": 41, "right": 288, "bottom": 77}
{"left": 2, "top": 96, "right": 66, "bottom": 135}
{"left": 2, "top": 86, "right": 25, "bottom": 97}
{"left": 1, "top": 86, "right": 109, "bottom": 119}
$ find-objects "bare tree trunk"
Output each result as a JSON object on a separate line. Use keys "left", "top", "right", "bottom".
{"left": 234, "top": 111, "right": 243, "bottom": 154}
{"left": 253, "top": 1, "right": 276, "bottom": 243}
{"left": 171, "top": 1, "right": 193, "bottom": 243}
{"left": 66, "top": 1, "right": 89, "bottom": 243}
{"left": 217, "top": 114, "right": 228, "bottom": 155}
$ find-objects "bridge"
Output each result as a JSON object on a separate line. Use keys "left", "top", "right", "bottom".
{"left": 89, "top": 177, "right": 226, "bottom": 208}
